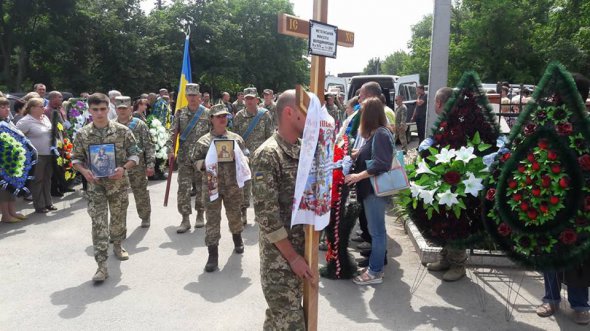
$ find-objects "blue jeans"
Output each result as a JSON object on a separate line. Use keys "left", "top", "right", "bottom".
{"left": 363, "top": 193, "right": 388, "bottom": 274}
{"left": 543, "top": 271, "right": 590, "bottom": 312}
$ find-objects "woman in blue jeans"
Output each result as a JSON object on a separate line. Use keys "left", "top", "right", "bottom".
{"left": 345, "top": 97, "right": 394, "bottom": 285}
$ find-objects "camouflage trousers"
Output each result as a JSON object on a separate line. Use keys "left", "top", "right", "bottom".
{"left": 128, "top": 164, "right": 151, "bottom": 221}
{"left": 242, "top": 178, "right": 251, "bottom": 210}
{"left": 259, "top": 235, "right": 305, "bottom": 331}
{"left": 204, "top": 182, "right": 243, "bottom": 246}
{"left": 440, "top": 246, "right": 468, "bottom": 266}
{"left": 88, "top": 177, "right": 129, "bottom": 263}
{"left": 177, "top": 163, "right": 204, "bottom": 216}
{"left": 395, "top": 124, "right": 408, "bottom": 152}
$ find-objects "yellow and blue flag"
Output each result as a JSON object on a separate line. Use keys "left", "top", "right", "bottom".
{"left": 173, "top": 34, "right": 192, "bottom": 154}
{"left": 175, "top": 35, "right": 192, "bottom": 113}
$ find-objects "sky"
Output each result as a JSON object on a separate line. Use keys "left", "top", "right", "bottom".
{"left": 141, "top": 0, "right": 435, "bottom": 75}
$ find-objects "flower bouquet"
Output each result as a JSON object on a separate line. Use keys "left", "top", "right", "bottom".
{"left": 64, "top": 98, "right": 91, "bottom": 139}
{"left": 56, "top": 137, "right": 76, "bottom": 181}
{"left": 0, "top": 122, "right": 37, "bottom": 196}
{"left": 147, "top": 115, "right": 170, "bottom": 177}
{"left": 484, "top": 62, "right": 590, "bottom": 269}
{"left": 401, "top": 71, "right": 500, "bottom": 248}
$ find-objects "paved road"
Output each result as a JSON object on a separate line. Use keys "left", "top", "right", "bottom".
{"left": 0, "top": 161, "right": 585, "bottom": 330}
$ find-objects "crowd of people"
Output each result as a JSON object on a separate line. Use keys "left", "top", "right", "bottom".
{"left": 2, "top": 74, "right": 588, "bottom": 329}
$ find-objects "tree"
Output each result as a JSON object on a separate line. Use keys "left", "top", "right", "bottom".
{"left": 363, "top": 57, "right": 381, "bottom": 75}
{"left": 381, "top": 51, "right": 409, "bottom": 75}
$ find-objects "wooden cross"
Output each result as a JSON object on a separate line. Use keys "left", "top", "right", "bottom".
{"left": 278, "top": 1, "right": 354, "bottom": 330}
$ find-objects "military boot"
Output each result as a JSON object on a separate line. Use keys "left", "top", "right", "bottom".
{"left": 241, "top": 207, "right": 248, "bottom": 225}
{"left": 426, "top": 259, "right": 451, "bottom": 272}
{"left": 141, "top": 217, "right": 151, "bottom": 228}
{"left": 113, "top": 242, "right": 129, "bottom": 261}
{"left": 176, "top": 216, "right": 191, "bottom": 233}
{"left": 194, "top": 210, "right": 205, "bottom": 228}
{"left": 205, "top": 245, "right": 219, "bottom": 272}
{"left": 92, "top": 262, "right": 108, "bottom": 282}
{"left": 233, "top": 233, "right": 244, "bottom": 254}
{"left": 442, "top": 265, "right": 466, "bottom": 282}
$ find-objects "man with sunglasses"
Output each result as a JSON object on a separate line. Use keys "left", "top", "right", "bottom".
{"left": 166, "top": 83, "right": 210, "bottom": 233}
{"left": 190, "top": 104, "right": 248, "bottom": 272}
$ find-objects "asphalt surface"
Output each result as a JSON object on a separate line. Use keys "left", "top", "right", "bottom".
{"left": 1, "top": 143, "right": 587, "bottom": 330}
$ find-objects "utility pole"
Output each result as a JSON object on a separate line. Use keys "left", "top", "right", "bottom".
{"left": 425, "top": 0, "right": 452, "bottom": 132}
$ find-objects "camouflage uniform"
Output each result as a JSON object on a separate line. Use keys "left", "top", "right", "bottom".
{"left": 151, "top": 97, "right": 171, "bottom": 128}
{"left": 72, "top": 121, "right": 140, "bottom": 264}
{"left": 326, "top": 103, "right": 343, "bottom": 126}
{"left": 260, "top": 101, "right": 278, "bottom": 129}
{"left": 253, "top": 132, "right": 306, "bottom": 330}
{"left": 232, "top": 100, "right": 245, "bottom": 114}
{"left": 191, "top": 130, "right": 245, "bottom": 246}
{"left": 233, "top": 108, "right": 274, "bottom": 220}
{"left": 166, "top": 105, "right": 210, "bottom": 221}
{"left": 117, "top": 117, "right": 155, "bottom": 223}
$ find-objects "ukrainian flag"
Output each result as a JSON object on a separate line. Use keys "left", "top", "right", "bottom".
{"left": 175, "top": 35, "right": 192, "bottom": 112}
{"left": 173, "top": 34, "right": 192, "bottom": 154}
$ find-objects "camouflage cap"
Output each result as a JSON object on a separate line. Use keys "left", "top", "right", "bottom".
{"left": 263, "top": 89, "right": 274, "bottom": 95}
{"left": 244, "top": 87, "right": 258, "bottom": 98}
{"left": 209, "top": 104, "right": 230, "bottom": 117}
{"left": 185, "top": 83, "right": 200, "bottom": 96}
{"left": 114, "top": 96, "right": 131, "bottom": 108}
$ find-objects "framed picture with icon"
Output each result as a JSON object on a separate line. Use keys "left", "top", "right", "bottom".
{"left": 215, "top": 140, "right": 234, "bottom": 162}
{"left": 88, "top": 143, "right": 116, "bottom": 177}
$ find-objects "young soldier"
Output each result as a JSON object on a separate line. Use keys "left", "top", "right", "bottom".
{"left": 72, "top": 93, "right": 139, "bottom": 282}
{"left": 233, "top": 87, "right": 274, "bottom": 225}
{"left": 253, "top": 90, "right": 316, "bottom": 329}
{"left": 260, "top": 89, "right": 278, "bottom": 128}
{"left": 166, "top": 83, "right": 210, "bottom": 233}
{"left": 115, "top": 96, "right": 155, "bottom": 228}
{"left": 191, "top": 104, "right": 247, "bottom": 272}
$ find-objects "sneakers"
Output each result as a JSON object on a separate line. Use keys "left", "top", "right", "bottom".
{"left": 177, "top": 217, "right": 191, "bottom": 233}
{"left": 92, "top": 263, "right": 108, "bottom": 283}
{"left": 141, "top": 218, "right": 150, "bottom": 228}
{"left": 1, "top": 217, "right": 24, "bottom": 223}
{"left": 357, "top": 242, "right": 371, "bottom": 250}
{"left": 194, "top": 211, "right": 205, "bottom": 228}
{"left": 574, "top": 310, "right": 590, "bottom": 325}
{"left": 536, "top": 303, "right": 559, "bottom": 317}
{"left": 353, "top": 269, "right": 383, "bottom": 285}
{"left": 442, "top": 266, "right": 466, "bottom": 282}
{"left": 426, "top": 260, "right": 451, "bottom": 272}
{"left": 113, "top": 242, "right": 129, "bottom": 261}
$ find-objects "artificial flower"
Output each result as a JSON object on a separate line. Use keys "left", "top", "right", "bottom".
{"left": 416, "top": 160, "right": 436, "bottom": 175}
{"left": 419, "top": 188, "right": 437, "bottom": 205}
{"left": 434, "top": 147, "right": 455, "bottom": 164}
{"left": 410, "top": 182, "right": 425, "bottom": 198}
{"left": 437, "top": 189, "right": 459, "bottom": 207}
{"left": 463, "top": 172, "right": 484, "bottom": 197}
{"left": 455, "top": 146, "right": 476, "bottom": 164}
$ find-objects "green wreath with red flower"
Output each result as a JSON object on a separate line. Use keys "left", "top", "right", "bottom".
{"left": 484, "top": 62, "right": 590, "bottom": 269}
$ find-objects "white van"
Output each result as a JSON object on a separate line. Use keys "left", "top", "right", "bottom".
{"left": 346, "top": 74, "right": 421, "bottom": 141}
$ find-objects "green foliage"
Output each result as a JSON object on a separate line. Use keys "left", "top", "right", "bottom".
{"left": 363, "top": 57, "right": 381, "bottom": 75}
{"left": 370, "top": 0, "right": 590, "bottom": 86}
{"left": 0, "top": 0, "right": 309, "bottom": 96}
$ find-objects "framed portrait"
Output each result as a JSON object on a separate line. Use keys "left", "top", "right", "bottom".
{"left": 215, "top": 140, "right": 234, "bottom": 163}
{"left": 88, "top": 143, "right": 116, "bottom": 177}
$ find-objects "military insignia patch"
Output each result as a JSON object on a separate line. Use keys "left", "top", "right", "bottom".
{"left": 255, "top": 172, "right": 264, "bottom": 180}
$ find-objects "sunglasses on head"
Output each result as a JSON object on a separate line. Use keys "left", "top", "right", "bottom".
{"left": 213, "top": 114, "right": 228, "bottom": 119}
